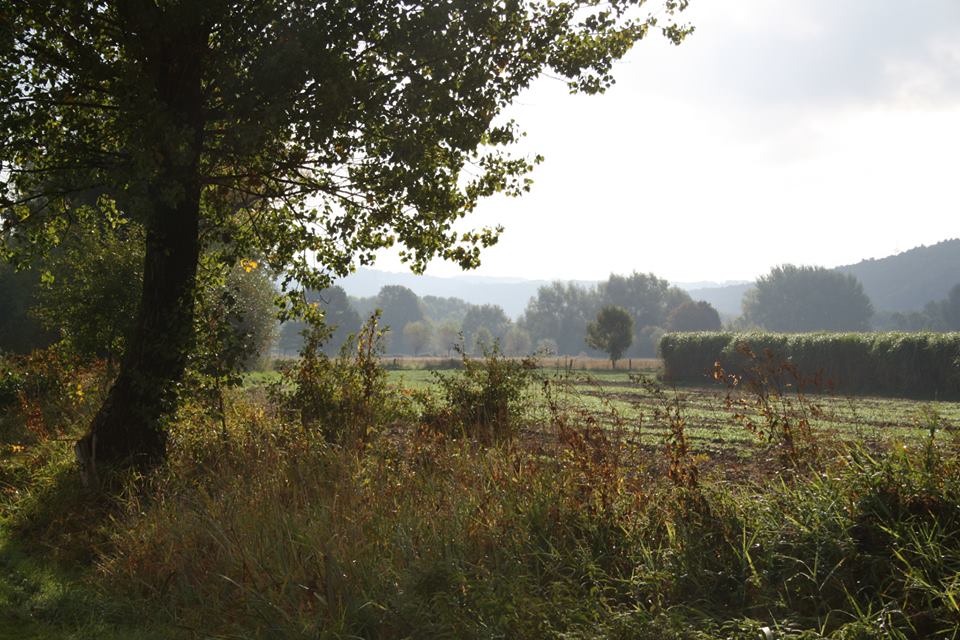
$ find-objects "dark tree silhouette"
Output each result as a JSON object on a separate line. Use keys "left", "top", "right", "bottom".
{"left": 666, "top": 301, "right": 722, "bottom": 332}
{"left": 586, "top": 306, "right": 634, "bottom": 368}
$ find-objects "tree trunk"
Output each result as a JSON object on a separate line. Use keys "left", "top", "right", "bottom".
{"left": 76, "top": 14, "right": 206, "bottom": 477}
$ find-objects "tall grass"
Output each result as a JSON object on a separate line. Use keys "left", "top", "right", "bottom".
{"left": 3, "top": 348, "right": 960, "bottom": 638}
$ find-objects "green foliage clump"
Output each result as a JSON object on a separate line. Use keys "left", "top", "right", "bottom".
{"left": 33, "top": 216, "right": 143, "bottom": 366}
{"left": 278, "top": 314, "right": 397, "bottom": 445}
{"left": 667, "top": 300, "right": 722, "bottom": 332}
{"left": 742, "top": 265, "right": 874, "bottom": 332}
{"left": 422, "top": 344, "right": 536, "bottom": 444}
{"left": 586, "top": 305, "right": 634, "bottom": 368}
{"left": 660, "top": 331, "right": 960, "bottom": 398}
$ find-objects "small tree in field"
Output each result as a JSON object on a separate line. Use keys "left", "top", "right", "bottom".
{"left": 586, "top": 306, "right": 633, "bottom": 368}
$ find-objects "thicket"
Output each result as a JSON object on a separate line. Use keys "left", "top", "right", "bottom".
{"left": 660, "top": 331, "right": 960, "bottom": 398}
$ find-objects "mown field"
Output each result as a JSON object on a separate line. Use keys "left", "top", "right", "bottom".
{"left": 388, "top": 366, "right": 960, "bottom": 455}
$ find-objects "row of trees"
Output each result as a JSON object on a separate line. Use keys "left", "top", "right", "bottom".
{"left": 521, "top": 273, "right": 721, "bottom": 357}
{"left": 737, "top": 265, "right": 960, "bottom": 334}
{"left": 278, "top": 273, "right": 724, "bottom": 359}
{"left": 278, "top": 285, "right": 534, "bottom": 357}
{"left": 874, "top": 284, "right": 960, "bottom": 332}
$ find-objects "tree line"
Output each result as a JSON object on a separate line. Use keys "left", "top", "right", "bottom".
{"left": 278, "top": 272, "right": 723, "bottom": 359}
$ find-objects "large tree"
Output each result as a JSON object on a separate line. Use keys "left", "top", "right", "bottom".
{"left": 742, "top": 265, "right": 874, "bottom": 332}
{"left": 522, "top": 281, "right": 600, "bottom": 355}
{"left": 376, "top": 285, "right": 424, "bottom": 353}
{"left": 0, "top": 1, "right": 691, "bottom": 470}
{"left": 666, "top": 300, "right": 721, "bottom": 332}
{"left": 461, "top": 303, "right": 511, "bottom": 349}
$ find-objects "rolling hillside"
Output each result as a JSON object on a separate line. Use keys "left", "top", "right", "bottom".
{"left": 688, "top": 239, "right": 960, "bottom": 316}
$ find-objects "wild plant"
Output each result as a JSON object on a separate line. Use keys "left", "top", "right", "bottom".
{"left": 633, "top": 373, "right": 699, "bottom": 491}
{"left": 276, "top": 312, "right": 393, "bottom": 445}
{"left": 716, "top": 342, "right": 828, "bottom": 468}
{"left": 420, "top": 341, "right": 536, "bottom": 444}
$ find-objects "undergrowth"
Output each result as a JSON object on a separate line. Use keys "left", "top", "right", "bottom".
{"left": 1, "top": 347, "right": 959, "bottom": 638}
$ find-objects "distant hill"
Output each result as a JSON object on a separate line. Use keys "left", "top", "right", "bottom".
{"left": 338, "top": 239, "right": 960, "bottom": 320}
{"left": 686, "top": 239, "right": 960, "bottom": 316}
{"left": 836, "top": 238, "right": 960, "bottom": 312}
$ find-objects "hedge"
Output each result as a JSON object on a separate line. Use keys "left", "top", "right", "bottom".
{"left": 658, "top": 332, "right": 960, "bottom": 399}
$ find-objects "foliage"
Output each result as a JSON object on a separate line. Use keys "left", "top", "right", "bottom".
{"left": 522, "top": 281, "right": 601, "bottom": 356}
{"left": 586, "top": 305, "right": 634, "bottom": 367}
{"left": 523, "top": 273, "right": 691, "bottom": 357}
{"left": 375, "top": 286, "right": 425, "bottom": 353}
{"left": 742, "top": 265, "right": 874, "bottom": 332}
{"left": 420, "top": 295, "right": 473, "bottom": 326}
{"left": 32, "top": 217, "right": 143, "bottom": 366}
{"left": 660, "top": 331, "right": 960, "bottom": 398}
{"left": 667, "top": 300, "right": 722, "bottom": 332}
{"left": 502, "top": 325, "right": 533, "bottom": 356}
{"left": 461, "top": 303, "right": 511, "bottom": 348}
{"left": 470, "top": 325, "right": 495, "bottom": 355}
{"left": 277, "top": 286, "right": 361, "bottom": 356}
{"left": 402, "top": 319, "right": 433, "bottom": 356}
{"left": 186, "top": 261, "right": 279, "bottom": 429}
{"left": 0, "top": 262, "right": 56, "bottom": 355}
{"left": 422, "top": 343, "right": 536, "bottom": 444}
{"left": 277, "top": 314, "right": 394, "bottom": 445}
{"left": 599, "top": 271, "right": 691, "bottom": 330}
{"left": 434, "top": 321, "right": 462, "bottom": 356}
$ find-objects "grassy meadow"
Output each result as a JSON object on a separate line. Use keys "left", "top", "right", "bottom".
{"left": 2, "top": 349, "right": 960, "bottom": 638}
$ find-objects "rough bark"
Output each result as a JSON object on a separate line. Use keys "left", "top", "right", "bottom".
{"left": 77, "top": 12, "right": 207, "bottom": 477}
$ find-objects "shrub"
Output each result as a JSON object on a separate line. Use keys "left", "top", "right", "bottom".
{"left": 422, "top": 343, "right": 536, "bottom": 444}
{"left": 277, "top": 313, "right": 397, "bottom": 445}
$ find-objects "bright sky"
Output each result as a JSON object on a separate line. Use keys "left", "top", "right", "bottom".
{"left": 378, "top": 0, "right": 960, "bottom": 284}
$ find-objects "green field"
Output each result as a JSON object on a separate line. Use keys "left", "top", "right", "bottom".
{"left": 387, "top": 367, "right": 960, "bottom": 455}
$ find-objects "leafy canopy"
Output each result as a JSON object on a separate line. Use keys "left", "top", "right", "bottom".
{"left": 0, "top": 0, "right": 692, "bottom": 309}
{"left": 586, "top": 304, "right": 633, "bottom": 366}
{"left": 742, "top": 265, "right": 874, "bottom": 332}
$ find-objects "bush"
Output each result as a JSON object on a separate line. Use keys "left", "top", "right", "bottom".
{"left": 659, "top": 331, "right": 960, "bottom": 398}
{"left": 422, "top": 343, "right": 536, "bottom": 444}
{"left": 277, "top": 313, "right": 399, "bottom": 445}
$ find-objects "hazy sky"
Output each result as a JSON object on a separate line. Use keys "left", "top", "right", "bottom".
{"left": 377, "top": 0, "right": 960, "bottom": 284}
